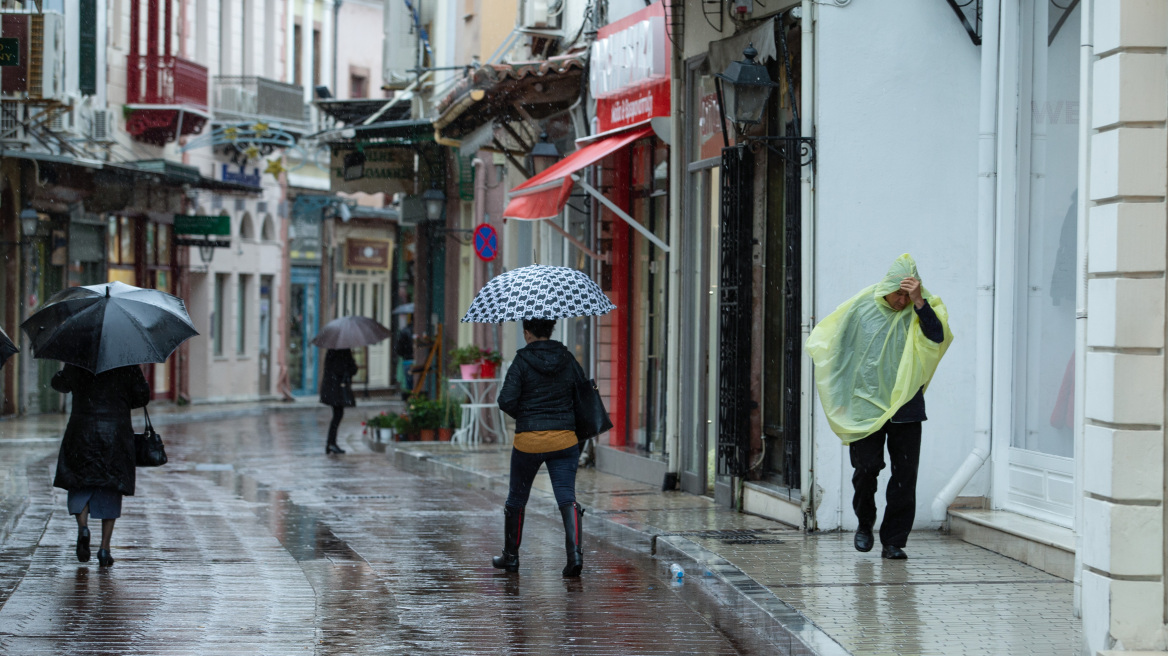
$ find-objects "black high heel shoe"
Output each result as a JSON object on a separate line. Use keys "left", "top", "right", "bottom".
{"left": 96, "top": 548, "right": 114, "bottom": 567}
{"left": 326, "top": 443, "right": 345, "bottom": 454}
{"left": 76, "top": 526, "right": 90, "bottom": 563}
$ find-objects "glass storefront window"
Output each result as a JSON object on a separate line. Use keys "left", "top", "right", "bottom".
{"left": 1015, "top": 2, "right": 1080, "bottom": 459}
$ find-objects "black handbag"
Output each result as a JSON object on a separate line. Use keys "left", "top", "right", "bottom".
{"left": 573, "top": 374, "right": 613, "bottom": 442}
{"left": 135, "top": 408, "right": 168, "bottom": 468}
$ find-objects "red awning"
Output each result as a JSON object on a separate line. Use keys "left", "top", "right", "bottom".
{"left": 503, "top": 126, "right": 654, "bottom": 220}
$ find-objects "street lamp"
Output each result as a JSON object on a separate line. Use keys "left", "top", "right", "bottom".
{"left": 19, "top": 207, "right": 39, "bottom": 239}
{"left": 528, "top": 132, "right": 561, "bottom": 175}
{"left": 715, "top": 44, "right": 781, "bottom": 139}
{"left": 422, "top": 187, "right": 446, "bottom": 221}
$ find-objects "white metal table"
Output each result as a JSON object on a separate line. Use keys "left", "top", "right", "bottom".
{"left": 448, "top": 378, "right": 508, "bottom": 445}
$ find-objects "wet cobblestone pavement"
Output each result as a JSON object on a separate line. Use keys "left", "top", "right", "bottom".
{"left": 0, "top": 410, "right": 775, "bottom": 655}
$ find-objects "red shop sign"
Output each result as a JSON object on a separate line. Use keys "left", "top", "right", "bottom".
{"left": 589, "top": 1, "right": 671, "bottom": 134}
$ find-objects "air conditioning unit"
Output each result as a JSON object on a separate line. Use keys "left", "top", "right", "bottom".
{"left": 521, "top": 0, "right": 561, "bottom": 30}
{"left": 48, "top": 106, "right": 69, "bottom": 132}
{"left": 0, "top": 12, "right": 66, "bottom": 102}
{"left": 90, "top": 108, "right": 110, "bottom": 142}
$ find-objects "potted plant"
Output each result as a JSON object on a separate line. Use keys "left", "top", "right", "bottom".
{"left": 449, "top": 344, "right": 482, "bottom": 380}
{"left": 386, "top": 412, "right": 413, "bottom": 441}
{"left": 479, "top": 349, "right": 502, "bottom": 379}
{"left": 440, "top": 392, "right": 466, "bottom": 441}
{"left": 408, "top": 395, "right": 444, "bottom": 441}
{"left": 366, "top": 411, "right": 396, "bottom": 442}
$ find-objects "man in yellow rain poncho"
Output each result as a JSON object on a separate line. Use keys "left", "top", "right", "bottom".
{"left": 805, "top": 254, "right": 952, "bottom": 560}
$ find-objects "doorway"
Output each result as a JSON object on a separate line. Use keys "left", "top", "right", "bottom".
{"left": 288, "top": 266, "right": 320, "bottom": 395}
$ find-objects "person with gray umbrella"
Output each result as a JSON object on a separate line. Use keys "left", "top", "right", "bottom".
{"left": 22, "top": 281, "right": 198, "bottom": 567}
{"left": 313, "top": 315, "right": 393, "bottom": 454}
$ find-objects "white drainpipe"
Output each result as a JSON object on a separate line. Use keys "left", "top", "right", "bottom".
{"left": 1072, "top": 0, "right": 1093, "bottom": 614}
{"left": 798, "top": 0, "right": 817, "bottom": 529}
{"left": 931, "top": 0, "right": 1001, "bottom": 521}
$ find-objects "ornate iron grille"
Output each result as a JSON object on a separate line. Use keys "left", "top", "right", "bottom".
{"left": 717, "top": 144, "right": 754, "bottom": 478}
{"left": 781, "top": 121, "right": 802, "bottom": 490}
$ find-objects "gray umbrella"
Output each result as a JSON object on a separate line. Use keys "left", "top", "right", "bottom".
{"left": 21, "top": 281, "right": 198, "bottom": 374}
{"left": 311, "top": 315, "right": 394, "bottom": 349}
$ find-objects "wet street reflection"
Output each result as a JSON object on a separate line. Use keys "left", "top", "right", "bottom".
{"left": 0, "top": 410, "right": 763, "bottom": 654}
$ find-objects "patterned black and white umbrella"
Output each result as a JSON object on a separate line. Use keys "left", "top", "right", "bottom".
{"left": 461, "top": 265, "right": 617, "bottom": 323}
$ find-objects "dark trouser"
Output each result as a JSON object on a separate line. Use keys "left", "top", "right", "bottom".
{"left": 849, "top": 421, "right": 922, "bottom": 549}
{"left": 505, "top": 445, "right": 580, "bottom": 511}
{"left": 327, "top": 406, "right": 344, "bottom": 445}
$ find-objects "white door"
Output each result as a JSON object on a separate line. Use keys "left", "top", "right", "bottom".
{"left": 1003, "top": 1, "right": 1080, "bottom": 526}
{"left": 335, "top": 273, "right": 392, "bottom": 389}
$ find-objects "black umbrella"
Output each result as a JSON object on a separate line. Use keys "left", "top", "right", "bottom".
{"left": 21, "top": 281, "right": 198, "bottom": 374}
{"left": 312, "top": 315, "right": 394, "bottom": 349}
{"left": 0, "top": 324, "right": 18, "bottom": 368}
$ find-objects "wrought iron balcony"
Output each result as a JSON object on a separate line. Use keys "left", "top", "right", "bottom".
{"left": 125, "top": 54, "right": 210, "bottom": 145}
{"left": 212, "top": 76, "right": 311, "bottom": 134}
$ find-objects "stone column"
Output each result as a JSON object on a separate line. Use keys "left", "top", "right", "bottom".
{"left": 1082, "top": 0, "right": 1168, "bottom": 652}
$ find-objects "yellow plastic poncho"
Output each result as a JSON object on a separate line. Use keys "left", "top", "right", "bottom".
{"left": 805, "top": 254, "right": 953, "bottom": 444}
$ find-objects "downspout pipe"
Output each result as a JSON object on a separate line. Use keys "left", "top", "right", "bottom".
{"left": 1072, "top": 0, "right": 1092, "bottom": 614}
{"left": 798, "top": 0, "right": 816, "bottom": 529}
{"left": 662, "top": 0, "right": 684, "bottom": 490}
{"left": 931, "top": 0, "right": 1000, "bottom": 521}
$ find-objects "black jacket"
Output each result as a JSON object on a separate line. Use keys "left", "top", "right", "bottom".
{"left": 320, "top": 349, "right": 358, "bottom": 407}
{"left": 497, "top": 340, "right": 580, "bottom": 433}
{"left": 891, "top": 300, "right": 945, "bottom": 423}
{"left": 52, "top": 364, "right": 151, "bottom": 496}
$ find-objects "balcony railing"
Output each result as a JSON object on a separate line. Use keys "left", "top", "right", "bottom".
{"left": 127, "top": 54, "right": 209, "bottom": 110}
{"left": 212, "top": 76, "right": 310, "bottom": 133}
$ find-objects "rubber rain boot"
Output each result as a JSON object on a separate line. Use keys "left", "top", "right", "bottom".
{"left": 560, "top": 502, "right": 584, "bottom": 578}
{"left": 491, "top": 506, "right": 523, "bottom": 572}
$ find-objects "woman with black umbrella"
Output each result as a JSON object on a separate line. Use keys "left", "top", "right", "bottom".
{"left": 53, "top": 364, "right": 151, "bottom": 567}
{"left": 319, "top": 348, "right": 358, "bottom": 454}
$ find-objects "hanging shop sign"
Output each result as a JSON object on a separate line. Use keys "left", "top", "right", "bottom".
{"left": 221, "top": 164, "right": 262, "bottom": 187}
{"left": 0, "top": 38, "right": 19, "bottom": 66}
{"left": 175, "top": 214, "right": 230, "bottom": 236}
{"left": 330, "top": 145, "right": 426, "bottom": 196}
{"left": 589, "top": 1, "right": 671, "bottom": 134}
{"left": 344, "top": 238, "right": 393, "bottom": 271}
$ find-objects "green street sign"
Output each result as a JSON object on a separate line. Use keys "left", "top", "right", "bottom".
{"left": 0, "top": 39, "right": 20, "bottom": 67}
{"left": 174, "top": 214, "right": 231, "bottom": 236}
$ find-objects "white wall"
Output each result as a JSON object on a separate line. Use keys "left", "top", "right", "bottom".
{"left": 811, "top": 0, "right": 982, "bottom": 531}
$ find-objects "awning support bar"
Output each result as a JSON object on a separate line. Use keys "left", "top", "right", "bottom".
{"left": 572, "top": 175, "right": 671, "bottom": 253}
{"left": 545, "top": 219, "right": 609, "bottom": 263}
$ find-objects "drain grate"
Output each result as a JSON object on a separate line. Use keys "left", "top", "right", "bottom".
{"left": 720, "top": 538, "right": 784, "bottom": 545}
{"left": 333, "top": 494, "right": 401, "bottom": 500}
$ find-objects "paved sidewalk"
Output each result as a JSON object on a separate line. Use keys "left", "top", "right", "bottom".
{"left": 379, "top": 439, "right": 1081, "bottom": 656}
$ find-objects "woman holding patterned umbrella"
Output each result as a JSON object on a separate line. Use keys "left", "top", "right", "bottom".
{"left": 463, "top": 265, "right": 615, "bottom": 578}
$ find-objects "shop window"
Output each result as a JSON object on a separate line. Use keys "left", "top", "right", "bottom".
{"left": 240, "top": 212, "right": 255, "bottom": 240}
{"left": 213, "top": 273, "right": 228, "bottom": 356}
{"left": 107, "top": 215, "right": 136, "bottom": 285}
{"left": 237, "top": 275, "right": 250, "bottom": 355}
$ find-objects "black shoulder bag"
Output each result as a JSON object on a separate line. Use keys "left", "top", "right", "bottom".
{"left": 573, "top": 367, "right": 613, "bottom": 443}
{"left": 135, "top": 407, "right": 168, "bottom": 467}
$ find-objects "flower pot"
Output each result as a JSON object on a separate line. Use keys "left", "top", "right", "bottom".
{"left": 419, "top": 428, "right": 437, "bottom": 442}
{"left": 459, "top": 363, "right": 480, "bottom": 380}
{"left": 478, "top": 360, "right": 498, "bottom": 379}
{"left": 438, "top": 427, "right": 453, "bottom": 441}
{"left": 377, "top": 428, "right": 394, "bottom": 442}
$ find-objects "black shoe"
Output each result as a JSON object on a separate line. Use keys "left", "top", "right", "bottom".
{"left": 326, "top": 443, "right": 345, "bottom": 454}
{"left": 881, "top": 545, "right": 907, "bottom": 560}
{"left": 854, "top": 528, "right": 874, "bottom": 553}
{"left": 76, "top": 526, "right": 90, "bottom": 563}
{"left": 560, "top": 502, "right": 584, "bottom": 578}
{"left": 96, "top": 548, "right": 114, "bottom": 567}
{"left": 491, "top": 506, "right": 523, "bottom": 573}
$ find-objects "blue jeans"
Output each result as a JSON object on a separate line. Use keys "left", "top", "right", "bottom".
{"left": 505, "top": 445, "right": 580, "bottom": 511}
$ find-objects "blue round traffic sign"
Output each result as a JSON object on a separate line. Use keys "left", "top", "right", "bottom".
{"left": 474, "top": 223, "right": 498, "bottom": 262}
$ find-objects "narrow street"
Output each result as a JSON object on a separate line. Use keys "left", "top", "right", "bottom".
{"left": 0, "top": 410, "right": 771, "bottom": 655}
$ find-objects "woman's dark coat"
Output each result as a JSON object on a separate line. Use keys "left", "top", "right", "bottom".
{"left": 52, "top": 364, "right": 151, "bottom": 496}
{"left": 497, "top": 340, "right": 580, "bottom": 433}
{"left": 320, "top": 348, "right": 358, "bottom": 407}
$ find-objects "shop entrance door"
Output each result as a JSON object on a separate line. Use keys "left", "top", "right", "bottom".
{"left": 258, "top": 276, "right": 273, "bottom": 396}
{"left": 334, "top": 273, "right": 391, "bottom": 388}
{"left": 288, "top": 266, "right": 320, "bottom": 395}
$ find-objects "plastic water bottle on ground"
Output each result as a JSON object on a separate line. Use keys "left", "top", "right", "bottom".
{"left": 669, "top": 563, "right": 684, "bottom": 585}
